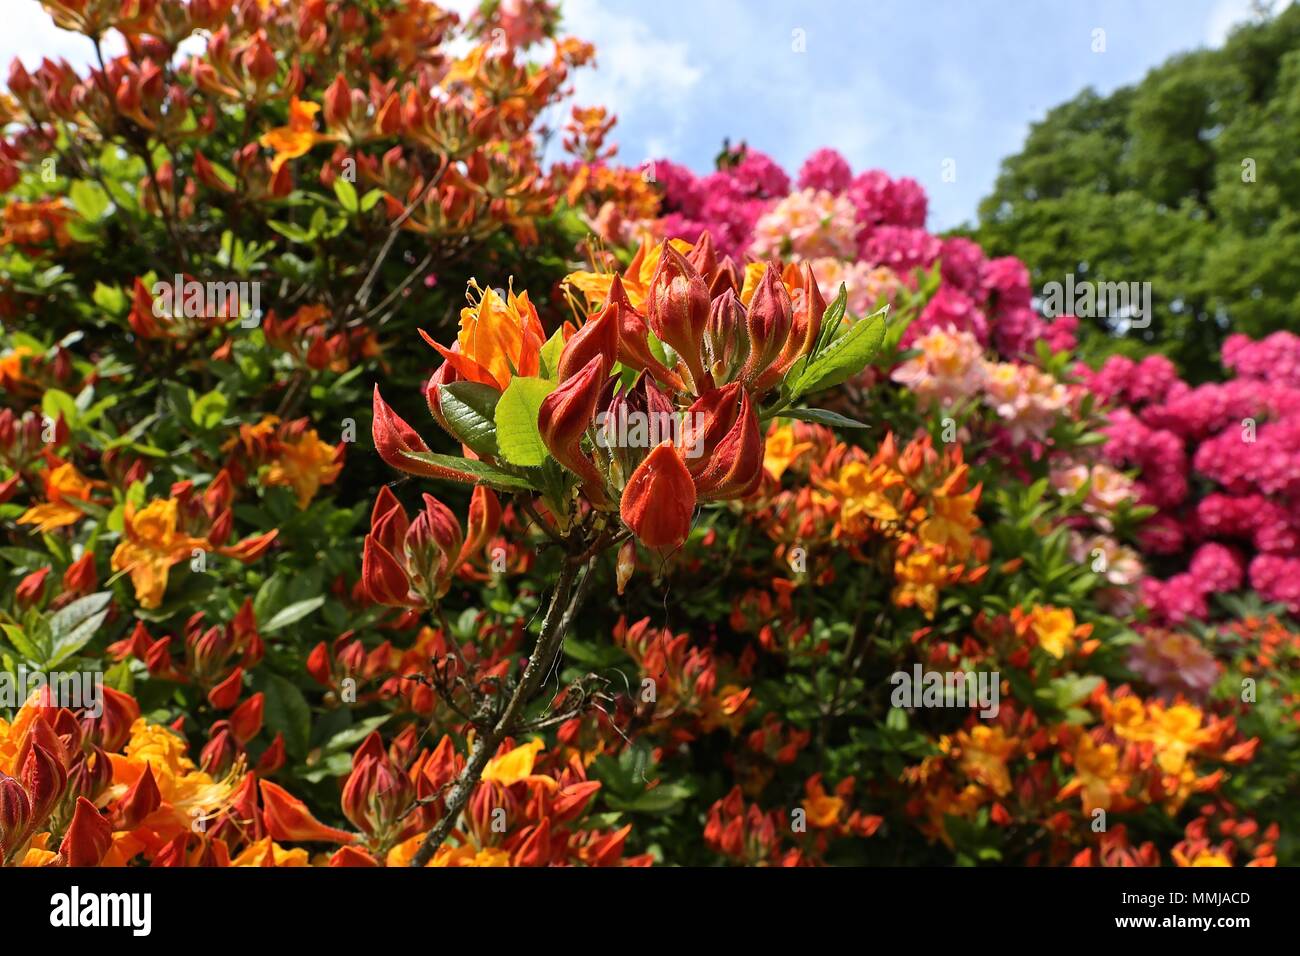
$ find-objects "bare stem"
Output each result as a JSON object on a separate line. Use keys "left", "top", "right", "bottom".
{"left": 408, "top": 555, "right": 589, "bottom": 866}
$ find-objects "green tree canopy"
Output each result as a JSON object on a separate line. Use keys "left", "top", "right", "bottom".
{"left": 969, "top": 4, "right": 1300, "bottom": 380}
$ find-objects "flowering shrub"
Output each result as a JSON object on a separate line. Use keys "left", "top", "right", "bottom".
{"left": 0, "top": 0, "right": 1293, "bottom": 871}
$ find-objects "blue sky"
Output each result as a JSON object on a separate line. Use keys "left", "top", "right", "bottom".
{"left": 3, "top": 0, "right": 1272, "bottom": 229}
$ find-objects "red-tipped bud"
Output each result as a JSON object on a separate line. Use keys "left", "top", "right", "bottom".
{"left": 557, "top": 301, "right": 619, "bottom": 382}
{"left": 755, "top": 262, "right": 825, "bottom": 393}
{"left": 19, "top": 741, "right": 66, "bottom": 829}
{"left": 200, "top": 726, "right": 240, "bottom": 776}
{"left": 59, "top": 796, "right": 114, "bottom": 867}
{"left": 15, "top": 567, "right": 50, "bottom": 610}
{"left": 620, "top": 442, "right": 696, "bottom": 551}
{"left": 230, "top": 691, "right": 265, "bottom": 743}
{"left": 207, "top": 666, "right": 244, "bottom": 710}
{"left": 679, "top": 384, "right": 764, "bottom": 501}
{"left": 404, "top": 493, "right": 464, "bottom": 602}
{"left": 703, "top": 288, "right": 750, "bottom": 386}
{"left": 609, "top": 274, "right": 684, "bottom": 391}
{"left": 361, "top": 535, "right": 412, "bottom": 607}
{"left": 740, "top": 263, "right": 794, "bottom": 389}
{"left": 256, "top": 732, "right": 287, "bottom": 774}
{"left": 0, "top": 772, "right": 32, "bottom": 862}
{"left": 116, "top": 765, "right": 162, "bottom": 830}
{"left": 646, "top": 242, "right": 710, "bottom": 391}
{"left": 538, "top": 354, "right": 609, "bottom": 505}
{"left": 62, "top": 552, "right": 97, "bottom": 597}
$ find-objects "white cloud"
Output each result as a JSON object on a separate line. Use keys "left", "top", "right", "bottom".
{"left": 560, "top": 0, "right": 702, "bottom": 159}
{"left": 1203, "top": 0, "right": 1288, "bottom": 46}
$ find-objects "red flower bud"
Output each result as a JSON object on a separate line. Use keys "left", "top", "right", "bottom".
{"left": 61, "top": 552, "right": 97, "bottom": 597}
{"left": 755, "top": 262, "right": 825, "bottom": 393}
{"left": 15, "top": 567, "right": 50, "bottom": 610}
{"left": 207, "top": 666, "right": 244, "bottom": 710}
{"left": 703, "top": 288, "right": 750, "bottom": 386}
{"left": 404, "top": 493, "right": 464, "bottom": 602}
{"left": 609, "top": 274, "right": 684, "bottom": 391}
{"left": 646, "top": 242, "right": 710, "bottom": 391}
{"left": 680, "top": 384, "right": 764, "bottom": 500}
{"left": 0, "top": 772, "right": 32, "bottom": 863}
{"left": 373, "top": 386, "right": 478, "bottom": 483}
{"left": 230, "top": 691, "right": 265, "bottom": 743}
{"left": 200, "top": 726, "right": 240, "bottom": 776}
{"left": 19, "top": 740, "right": 67, "bottom": 829}
{"left": 361, "top": 535, "right": 412, "bottom": 607}
{"left": 256, "top": 732, "right": 287, "bottom": 775}
{"left": 59, "top": 796, "right": 114, "bottom": 867}
{"left": 740, "top": 263, "right": 793, "bottom": 389}
{"left": 557, "top": 300, "right": 619, "bottom": 383}
{"left": 538, "top": 354, "right": 610, "bottom": 505}
{"left": 115, "top": 764, "right": 161, "bottom": 830}
{"left": 620, "top": 441, "right": 696, "bottom": 551}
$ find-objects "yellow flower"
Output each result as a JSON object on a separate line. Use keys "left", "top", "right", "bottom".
{"left": 264, "top": 428, "right": 342, "bottom": 508}
{"left": 892, "top": 548, "right": 950, "bottom": 618}
{"left": 955, "top": 725, "right": 1016, "bottom": 797}
{"left": 563, "top": 236, "right": 691, "bottom": 312}
{"left": 824, "top": 460, "right": 904, "bottom": 531}
{"left": 918, "top": 486, "right": 980, "bottom": 561}
{"left": 481, "top": 738, "right": 556, "bottom": 789}
{"left": 1181, "top": 850, "right": 1232, "bottom": 867}
{"left": 231, "top": 837, "right": 311, "bottom": 867}
{"left": 110, "top": 498, "right": 206, "bottom": 609}
{"left": 1029, "top": 605, "right": 1078, "bottom": 659}
{"left": 386, "top": 834, "right": 511, "bottom": 867}
{"left": 1059, "top": 734, "right": 1127, "bottom": 811}
{"left": 17, "top": 462, "right": 98, "bottom": 532}
{"left": 259, "top": 97, "right": 329, "bottom": 174}
{"left": 763, "top": 425, "right": 813, "bottom": 481}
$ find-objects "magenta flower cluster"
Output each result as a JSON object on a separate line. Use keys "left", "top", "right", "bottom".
{"left": 649, "top": 147, "right": 1076, "bottom": 360}
{"left": 1079, "top": 332, "right": 1300, "bottom": 620}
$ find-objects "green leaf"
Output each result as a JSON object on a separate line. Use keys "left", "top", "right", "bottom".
{"left": 359, "top": 189, "right": 384, "bottom": 213}
{"left": 438, "top": 381, "right": 500, "bottom": 457}
{"left": 788, "top": 308, "right": 887, "bottom": 400}
{"left": 41, "top": 389, "right": 79, "bottom": 428}
{"left": 254, "top": 672, "right": 312, "bottom": 758}
{"left": 46, "top": 592, "right": 113, "bottom": 663}
{"left": 538, "top": 329, "right": 566, "bottom": 380}
{"left": 333, "top": 177, "right": 359, "bottom": 213}
{"left": 779, "top": 407, "right": 870, "bottom": 429}
{"left": 70, "top": 180, "right": 111, "bottom": 222}
{"left": 400, "top": 451, "right": 540, "bottom": 491}
{"left": 261, "top": 596, "right": 326, "bottom": 633}
{"left": 2, "top": 623, "right": 46, "bottom": 663}
{"left": 190, "top": 389, "right": 228, "bottom": 429}
{"left": 494, "top": 376, "right": 557, "bottom": 467}
{"left": 268, "top": 220, "right": 314, "bottom": 244}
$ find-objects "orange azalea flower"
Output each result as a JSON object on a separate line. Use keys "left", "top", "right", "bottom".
{"left": 564, "top": 236, "right": 691, "bottom": 312}
{"left": 258, "top": 97, "right": 331, "bottom": 174}
{"left": 804, "top": 778, "right": 846, "bottom": 829}
{"left": 263, "top": 427, "right": 343, "bottom": 508}
{"left": 1021, "top": 605, "right": 1089, "bottom": 659}
{"left": 231, "top": 837, "right": 312, "bottom": 867}
{"left": 0, "top": 345, "right": 35, "bottom": 392}
{"left": 424, "top": 281, "right": 545, "bottom": 392}
{"left": 822, "top": 460, "right": 905, "bottom": 530}
{"left": 1058, "top": 734, "right": 1128, "bottom": 811}
{"left": 953, "top": 725, "right": 1017, "bottom": 797}
{"left": 481, "top": 738, "right": 557, "bottom": 790}
{"left": 763, "top": 423, "right": 814, "bottom": 482}
{"left": 917, "top": 469, "right": 981, "bottom": 562}
{"left": 17, "top": 462, "right": 100, "bottom": 533}
{"left": 103, "top": 718, "right": 244, "bottom": 862}
{"left": 110, "top": 498, "right": 207, "bottom": 609}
